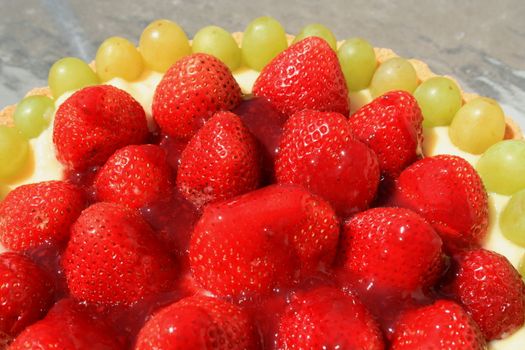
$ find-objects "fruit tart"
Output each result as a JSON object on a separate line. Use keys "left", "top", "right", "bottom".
{"left": 0, "top": 17, "right": 524, "bottom": 350}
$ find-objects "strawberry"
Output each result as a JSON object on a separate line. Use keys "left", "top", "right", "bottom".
{"left": 54, "top": 85, "right": 149, "bottom": 170}
{"left": 391, "top": 300, "right": 486, "bottom": 350}
{"left": 349, "top": 90, "right": 423, "bottom": 179}
{"left": 275, "top": 109, "right": 380, "bottom": 217}
{"left": 277, "top": 286, "right": 384, "bottom": 350}
{"left": 62, "top": 202, "right": 177, "bottom": 306}
{"left": 189, "top": 184, "right": 339, "bottom": 299}
{"left": 9, "top": 298, "right": 122, "bottom": 350}
{"left": 339, "top": 207, "right": 443, "bottom": 295}
{"left": 253, "top": 37, "right": 349, "bottom": 117}
{"left": 94, "top": 144, "right": 173, "bottom": 209}
{"left": 0, "top": 181, "right": 84, "bottom": 251}
{"left": 176, "top": 111, "right": 261, "bottom": 207}
{"left": 444, "top": 248, "right": 525, "bottom": 340}
{"left": 135, "top": 295, "right": 258, "bottom": 350}
{"left": 152, "top": 53, "right": 242, "bottom": 140}
{"left": 0, "top": 252, "right": 54, "bottom": 339}
{"left": 390, "top": 155, "right": 489, "bottom": 252}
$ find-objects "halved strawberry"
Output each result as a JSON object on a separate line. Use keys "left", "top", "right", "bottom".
{"left": 189, "top": 184, "right": 339, "bottom": 299}
{"left": 349, "top": 90, "right": 423, "bottom": 179}
{"left": 0, "top": 181, "right": 84, "bottom": 251}
{"left": 0, "top": 252, "right": 54, "bottom": 339}
{"left": 152, "top": 53, "right": 242, "bottom": 140}
{"left": 277, "top": 286, "right": 384, "bottom": 349}
{"left": 253, "top": 37, "right": 349, "bottom": 117}
{"left": 275, "top": 109, "right": 380, "bottom": 217}
{"left": 391, "top": 300, "right": 486, "bottom": 349}
{"left": 62, "top": 202, "right": 177, "bottom": 306}
{"left": 390, "top": 155, "right": 489, "bottom": 252}
{"left": 54, "top": 85, "right": 149, "bottom": 170}
{"left": 176, "top": 111, "right": 261, "bottom": 207}
{"left": 135, "top": 295, "right": 258, "bottom": 349}
{"left": 339, "top": 207, "right": 444, "bottom": 295}
{"left": 444, "top": 248, "right": 525, "bottom": 340}
{"left": 94, "top": 144, "right": 173, "bottom": 209}
{"left": 9, "top": 298, "right": 122, "bottom": 350}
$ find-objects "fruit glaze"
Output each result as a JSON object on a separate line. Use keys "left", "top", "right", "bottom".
{"left": 0, "top": 17, "right": 524, "bottom": 350}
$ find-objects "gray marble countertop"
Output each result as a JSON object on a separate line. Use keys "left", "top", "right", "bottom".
{"left": 1, "top": 0, "right": 524, "bottom": 129}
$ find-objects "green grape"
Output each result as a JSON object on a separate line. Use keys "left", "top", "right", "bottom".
{"left": 519, "top": 255, "right": 525, "bottom": 278}
{"left": 48, "top": 57, "right": 99, "bottom": 99}
{"left": 292, "top": 23, "right": 337, "bottom": 51}
{"left": 139, "top": 19, "right": 191, "bottom": 72}
{"left": 13, "top": 95, "right": 54, "bottom": 139}
{"left": 500, "top": 189, "right": 525, "bottom": 247}
{"left": 337, "top": 38, "right": 377, "bottom": 91}
{"left": 414, "top": 77, "right": 462, "bottom": 127}
{"left": 241, "top": 16, "right": 288, "bottom": 71}
{"left": 0, "top": 183, "right": 9, "bottom": 201}
{"left": 0, "top": 126, "right": 29, "bottom": 180}
{"left": 96, "top": 36, "right": 144, "bottom": 81}
{"left": 192, "top": 26, "right": 241, "bottom": 71}
{"left": 369, "top": 57, "right": 418, "bottom": 98}
{"left": 449, "top": 97, "right": 505, "bottom": 154}
{"left": 476, "top": 140, "right": 525, "bottom": 195}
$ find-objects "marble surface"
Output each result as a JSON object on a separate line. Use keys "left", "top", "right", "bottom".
{"left": 1, "top": 0, "right": 524, "bottom": 129}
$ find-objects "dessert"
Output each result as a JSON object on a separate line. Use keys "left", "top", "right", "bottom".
{"left": 0, "top": 16, "right": 524, "bottom": 350}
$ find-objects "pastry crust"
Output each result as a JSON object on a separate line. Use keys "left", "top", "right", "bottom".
{"left": 1, "top": 32, "right": 522, "bottom": 140}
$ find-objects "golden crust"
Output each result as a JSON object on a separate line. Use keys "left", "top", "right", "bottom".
{"left": 1, "top": 32, "right": 522, "bottom": 140}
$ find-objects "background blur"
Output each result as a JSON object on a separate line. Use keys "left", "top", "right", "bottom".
{"left": 1, "top": 0, "right": 524, "bottom": 127}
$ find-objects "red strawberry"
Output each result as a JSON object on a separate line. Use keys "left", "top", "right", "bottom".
{"left": 445, "top": 248, "right": 525, "bottom": 340}
{"left": 391, "top": 300, "right": 486, "bottom": 350}
{"left": 0, "top": 252, "right": 54, "bottom": 339}
{"left": 189, "top": 184, "right": 339, "bottom": 299}
{"left": 0, "top": 181, "right": 84, "bottom": 251}
{"left": 94, "top": 144, "right": 172, "bottom": 209}
{"left": 62, "top": 202, "right": 177, "bottom": 306}
{"left": 176, "top": 111, "right": 261, "bottom": 207}
{"left": 349, "top": 90, "right": 423, "bottom": 179}
{"left": 54, "top": 85, "right": 148, "bottom": 170}
{"left": 275, "top": 109, "right": 380, "bottom": 217}
{"left": 339, "top": 207, "right": 443, "bottom": 295}
{"left": 9, "top": 298, "right": 122, "bottom": 350}
{"left": 277, "top": 286, "right": 384, "bottom": 350}
{"left": 152, "top": 53, "right": 242, "bottom": 139}
{"left": 390, "top": 155, "right": 489, "bottom": 252}
{"left": 253, "top": 37, "right": 349, "bottom": 117}
{"left": 135, "top": 295, "right": 258, "bottom": 350}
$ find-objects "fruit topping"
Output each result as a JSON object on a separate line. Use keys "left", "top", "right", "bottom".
{"left": 277, "top": 287, "right": 385, "bottom": 349}
{"left": 292, "top": 23, "right": 337, "bottom": 50}
{"left": 0, "top": 125, "right": 29, "bottom": 180}
{"left": 53, "top": 85, "right": 148, "bottom": 170}
{"left": 95, "top": 36, "right": 144, "bottom": 82}
{"left": 13, "top": 95, "right": 54, "bottom": 139}
{"left": 152, "top": 53, "right": 242, "bottom": 140}
{"left": 370, "top": 57, "right": 418, "bottom": 98}
{"left": 0, "top": 181, "right": 84, "bottom": 251}
{"left": 176, "top": 111, "right": 261, "bottom": 207}
{"left": 94, "top": 144, "right": 173, "bottom": 209}
{"left": 135, "top": 295, "right": 258, "bottom": 349}
{"left": 0, "top": 252, "right": 54, "bottom": 340}
{"left": 62, "top": 202, "right": 177, "bottom": 306}
{"left": 253, "top": 36, "right": 349, "bottom": 117}
{"left": 192, "top": 25, "right": 242, "bottom": 71}
{"left": 449, "top": 97, "right": 506, "bottom": 154}
{"left": 275, "top": 109, "right": 379, "bottom": 217}
{"left": 337, "top": 37, "right": 377, "bottom": 91}
{"left": 391, "top": 155, "right": 489, "bottom": 252}
{"left": 390, "top": 300, "right": 487, "bottom": 350}
{"left": 139, "top": 19, "right": 191, "bottom": 73}
{"left": 349, "top": 90, "right": 423, "bottom": 180}
{"left": 241, "top": 16, "right": 288, "bottom": 71}
{"left": 476, "top": 139, "right": 525, "bottom": 195}
{"left": 444, "top": 248, "right": 525, "bottom": 340}
{"left": 500, "top": 189, "right": 525, "bottom": 247}
{"left": 189, "top": 185, "right": 339, "bottom": 299}
{"left": 48, "top": 57, "right": 100, "bottom": 99}
{"left": 413, "top": 76, "right": 462, "bottom": 127}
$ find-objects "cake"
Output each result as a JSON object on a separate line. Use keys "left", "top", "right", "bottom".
{"left": 0, "top": 17, "right": 524, "bottom": 350}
